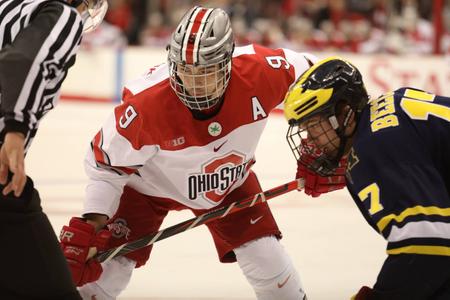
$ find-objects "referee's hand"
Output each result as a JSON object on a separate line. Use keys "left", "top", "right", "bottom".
{"left": 0, "top": 132, "right": 26, "bottom": 197}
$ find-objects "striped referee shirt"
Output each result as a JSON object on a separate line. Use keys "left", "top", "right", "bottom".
{"left": 0, "top": 0, "right": 83, "bottom": 152}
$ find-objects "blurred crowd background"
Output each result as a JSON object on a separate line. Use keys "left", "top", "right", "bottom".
{"left": 82, "top": 0, "right": 450, "bottom": 54}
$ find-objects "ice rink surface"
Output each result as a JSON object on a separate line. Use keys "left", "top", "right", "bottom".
{"left": 26, "top": 101, "right": 387, "bottom": 300}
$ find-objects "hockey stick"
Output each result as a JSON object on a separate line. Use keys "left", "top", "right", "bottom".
{"left": 96, "top": 179, "right": 304, "bottom": 263}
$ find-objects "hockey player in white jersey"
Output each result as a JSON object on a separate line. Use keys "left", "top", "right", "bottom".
{"left": 60, "top": 6, "right": 316, "bottom": 299}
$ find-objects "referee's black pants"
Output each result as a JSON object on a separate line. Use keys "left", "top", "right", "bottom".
{"left": 0, "top": 176, "right": 81, "bottom": 300}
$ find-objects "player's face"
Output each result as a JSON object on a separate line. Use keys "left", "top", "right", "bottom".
{"left": 301, "top": 115, "right": 340, "bottom": 159}
{"left": 301, "top": 105, "right": 356, "bottom": 159}
{"left": 176, "top": 64, "right": 224, "bottom": 100}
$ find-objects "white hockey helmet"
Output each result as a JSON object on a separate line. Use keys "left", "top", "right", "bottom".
{"left": 70, "top": 0, "right": 108, "bottom": 32}
{"left": 168, "top": 6, "right": 234, "bottom": 111}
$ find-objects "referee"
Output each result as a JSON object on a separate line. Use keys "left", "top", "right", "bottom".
{"left": 0, "top": 0, "right": 107, "bottom": 299}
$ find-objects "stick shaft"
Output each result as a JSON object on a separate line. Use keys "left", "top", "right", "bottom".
{"left": 96, "top": 179, "right": 303, "bottom": 263}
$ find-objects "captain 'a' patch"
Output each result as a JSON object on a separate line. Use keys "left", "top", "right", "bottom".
{"left": 252, "top": 96, "right": 267, "bottom": 121}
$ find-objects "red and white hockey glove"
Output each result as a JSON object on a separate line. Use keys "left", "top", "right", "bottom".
{"left": 60, "top": 217, "right": 111, "bottom": 286}
{"left": 352, "top": 286, "right": 375, "bottom": 300}
{"left": 296, "top": 155, "right": 347, "bottom": 197}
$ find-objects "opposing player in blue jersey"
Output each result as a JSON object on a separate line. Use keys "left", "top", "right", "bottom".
{"left": 283, "top": 56, "right": 450, "bottom": 299}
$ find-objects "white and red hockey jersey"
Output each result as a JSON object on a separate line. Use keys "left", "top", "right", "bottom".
{"left": 84, "top": 44, "right": 317, "bottom": 217}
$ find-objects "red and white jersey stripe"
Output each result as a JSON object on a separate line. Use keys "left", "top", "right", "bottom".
{"left": 84, "top": 44, "right": 317, "bottom": 217}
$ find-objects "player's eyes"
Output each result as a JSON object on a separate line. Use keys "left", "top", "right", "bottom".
{"left": 307, "top": 121, "right": 321, "bottom": 129}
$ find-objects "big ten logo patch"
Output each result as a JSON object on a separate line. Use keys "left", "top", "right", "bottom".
{"left": 107, "top": 218, "right": 131, "bottom": 240}
{"left": 163, "top": 136, "right": 185, "bottom": 148}
{"left": 188, "top": 151, "right": 253, "bottom": 203}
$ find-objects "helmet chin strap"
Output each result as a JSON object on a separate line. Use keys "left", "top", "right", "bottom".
{"left": 311, "top": 137, "right": 347, "bottom": 176}
{"left": 189, "top": 95, "right": 225, "bottom": 120}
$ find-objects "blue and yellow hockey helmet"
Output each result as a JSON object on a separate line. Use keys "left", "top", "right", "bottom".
{"left": 283, "top": 57, "right": 369, "bottom": 176}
